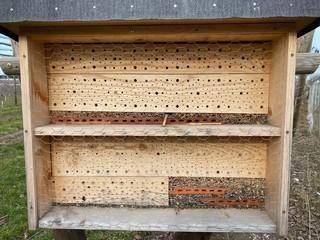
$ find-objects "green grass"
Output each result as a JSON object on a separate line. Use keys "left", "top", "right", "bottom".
{"left": 0, "top": 142, "right": 28, "bottom": 240}
{"left": 0, "top": 95, "right": 23, "bottom": 137}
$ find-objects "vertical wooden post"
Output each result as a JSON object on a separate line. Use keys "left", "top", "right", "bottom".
{"left": 267, "top": 32, "right": 297, "bottom": 236}
{"left": 19, "top": 36, "right": 51, "bottom": 230}
{"left": 53, "top": 229, "right": 87, "bottom": 240}
{"left": 13, "top": 75, "right": 17, "bottom": 106}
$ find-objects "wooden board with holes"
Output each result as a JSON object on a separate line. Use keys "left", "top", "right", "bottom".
{"left": 46, "top": 43, "right": 271, "bottom": 74}
{"left": 52, "top": 138, "right": 267, "bottom": 178}
{"left": 48, "top": 74, "right": 269, "bottom": 113}
{"left": 50, "top": 176, "right": 168, "bottom": 206}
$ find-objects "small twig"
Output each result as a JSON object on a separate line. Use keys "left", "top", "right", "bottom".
{"left": 162, "top": 114, "right": 168, "bottom": 127}
{"left": 0, "top": 215, "right": 8, "bottom": 220}
{"left": 0, "top": 215, "right": 8, "bottom": 226}
{"left": 26, "top": 229, "right": 45, "bottom": 240}
{"left": 188, "top": 122, "right": 222, "bottom": 125}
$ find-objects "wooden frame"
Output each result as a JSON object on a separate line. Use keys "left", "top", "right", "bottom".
{"left": 19, "top": 24, "right": 297, "bottom": 235}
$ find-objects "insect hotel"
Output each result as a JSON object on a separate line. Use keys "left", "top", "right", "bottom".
{"left": 0, "top": 0, "right": 319, "bottom": 237}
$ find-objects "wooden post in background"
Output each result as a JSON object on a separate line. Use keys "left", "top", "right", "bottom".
{"left": 293, "top": 31, "right": 315, "bottom": 135}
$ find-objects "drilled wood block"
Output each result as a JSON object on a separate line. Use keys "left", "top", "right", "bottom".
{"left": 52, "top": 138, "right": 266, "bottom": 178}
{"left": 48, "top": 74, "right": 269, "bottom": 113}
{"left": 50, "top": 176, "right": 168, "bottom": 206}
{"left": 46, "top": 43, "right": 271, "bottom": 74}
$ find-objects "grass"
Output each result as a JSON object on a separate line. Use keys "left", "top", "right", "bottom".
{"left": 0, "top": 95, "right": 23, "bottom": 136}
{"left": 0, "top": 142, "right": 28, "bottom": 239}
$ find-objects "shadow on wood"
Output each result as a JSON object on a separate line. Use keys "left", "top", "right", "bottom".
{"left": 53, "top": 229, "right": 86, "bottom": 240}
{"left": 172, "top": 232, "right": 212, "bottom": 240}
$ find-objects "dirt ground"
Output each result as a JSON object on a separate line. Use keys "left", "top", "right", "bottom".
{"left": 0, "top": 130, "right": 23, "bottom": 146}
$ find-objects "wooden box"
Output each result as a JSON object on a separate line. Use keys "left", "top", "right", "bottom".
{"left": 20, "top": 24, "right": 296, "bottom": 235}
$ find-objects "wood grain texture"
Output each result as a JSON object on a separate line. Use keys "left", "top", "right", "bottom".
{"left": 267, "top": 33, "right": 297, "bottom": 236}
{"left": 39, "top": 206, "right": 276, "bottom": 233}
{"left": 46, "top": 43, "right": 271, "bottom": 74}
{"left": 19, "top": 37, "right": 51, "bottom": 230}
{"left": 20, "top": 23, "right": 295, "bottom": 43}
{"left": 50, "top": 176, "right": 168, "bottom": 206}
{"left": 51, "top": 138, "right": 267, "bottom": 178}
{"left": 48, "top": 74, "right": 269, "bottom": 114}
{"left": 34, "top": 124, "right": 281, "bottom": 137}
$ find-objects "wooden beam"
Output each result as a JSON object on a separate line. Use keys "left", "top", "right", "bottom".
{"left": 34, "top": 124, "right": 281, "bottom": 137}
{"left": 267, "top": 32, "right": 297, "bottom": 236}
{"left": 295, "top": 53, "right": 320, "bottom": 74}
{"left": 19, "top": 37, "right": 51, "bottom": 230}
{"left": 0, "top": 57, "right": 20, "bottom": 75}
{"left": 2, "top": 52, "right": 317, "bottom": 77}
{"left": 39, "top": 206, "right": 276, "bottom": 233}
{"left": 21, "top": 23, "right": 295, "bottom": 42}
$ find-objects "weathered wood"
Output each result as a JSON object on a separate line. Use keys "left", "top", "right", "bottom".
{"left": 0, "top": 57, "right": 20, "bottom": 75}
{"left": 34, "top": 124, "right": 282, "bottom": 137}
{"left": 39, "top": 206, "right": 276, "bottom": 233}
{"left": 53, "top": 229, "right": 86, "bottom": 240}
{"left": 293, "top": 31, "right": 315, "bottom": 136}
{"left": 19, "top": 36, "right": 51, "bottom": 230}
{"left": 267, "top": 32, "right": 297, "bottom": 236}
{"left": 296, "top": 53, "right": 320, "bottom": 74}
{"left": 52, "top": 138, "right": 267, "bottom": 178}
{"left": 21, "top": 23, "right": 295, "bottom": 43}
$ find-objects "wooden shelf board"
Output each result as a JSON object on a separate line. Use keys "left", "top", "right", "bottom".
{"left": 34, "top": 124, "right": 281, "bottom": 137}
{"left": 39, "top": 206, "right": 276, "bottom": 233}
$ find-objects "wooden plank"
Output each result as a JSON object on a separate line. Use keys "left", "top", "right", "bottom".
{"left": 19, "top": 37, "right": 51, "bottom": 229}
{"left": 39, "top": 206, "right": 276, "bottom": 233}
{"left": 20, "top": 23, "right": 295, "bottom": 42}
{"left": 51, "top": 138, "right": 266, "bottom": 178}
{"left": 267, "top": 33, "right": 297, "bottom": 236}
{"left": 50, "top": 176, "right": 168, "bottom": 206}
{"left": 34, "top": 124, "right": 281, "bottom": 137}
{"left": 48, "top": 74, "right": 269, "bottom": 114}
{"left": 46, "top": 43, "right": 271, "bottom": 74}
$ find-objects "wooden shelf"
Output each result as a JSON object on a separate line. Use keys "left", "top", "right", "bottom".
{"left": 34, "top": 124, "right": 281, "bottom": 137}
{"left": 39, "top": 206, "right": 276, "bottom": 233}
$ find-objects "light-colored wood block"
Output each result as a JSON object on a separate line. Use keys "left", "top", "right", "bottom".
{"left": 50, "top": 176, "right": 168, "bottom": 206}
{"left": 51, "top": 138, "right": 266, "bottom": 178}
{"left": 46, "top": 43, "right": 271, "bottom": 74}
{"left": 48, "top": 74, "right": 269, "bottom": 113}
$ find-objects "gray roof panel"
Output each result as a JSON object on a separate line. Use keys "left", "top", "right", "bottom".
{"left": 0, "top": 0, "right": 319, "bottom": 23}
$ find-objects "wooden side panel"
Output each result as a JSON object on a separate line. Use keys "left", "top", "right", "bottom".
{"left": 48, "top": 74, "right": 269, "bottom": 113}
{"left": 266, "top": 33, "right": 297, "bottom": 236}
{"left": 50, "top": 176, "right": 169, "bottom": 206}
{"left": 51, "top": 138, "right": 266, "bottom": 178}
{"left": 20, "top": 37, "right": 51, "bottom": 229}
